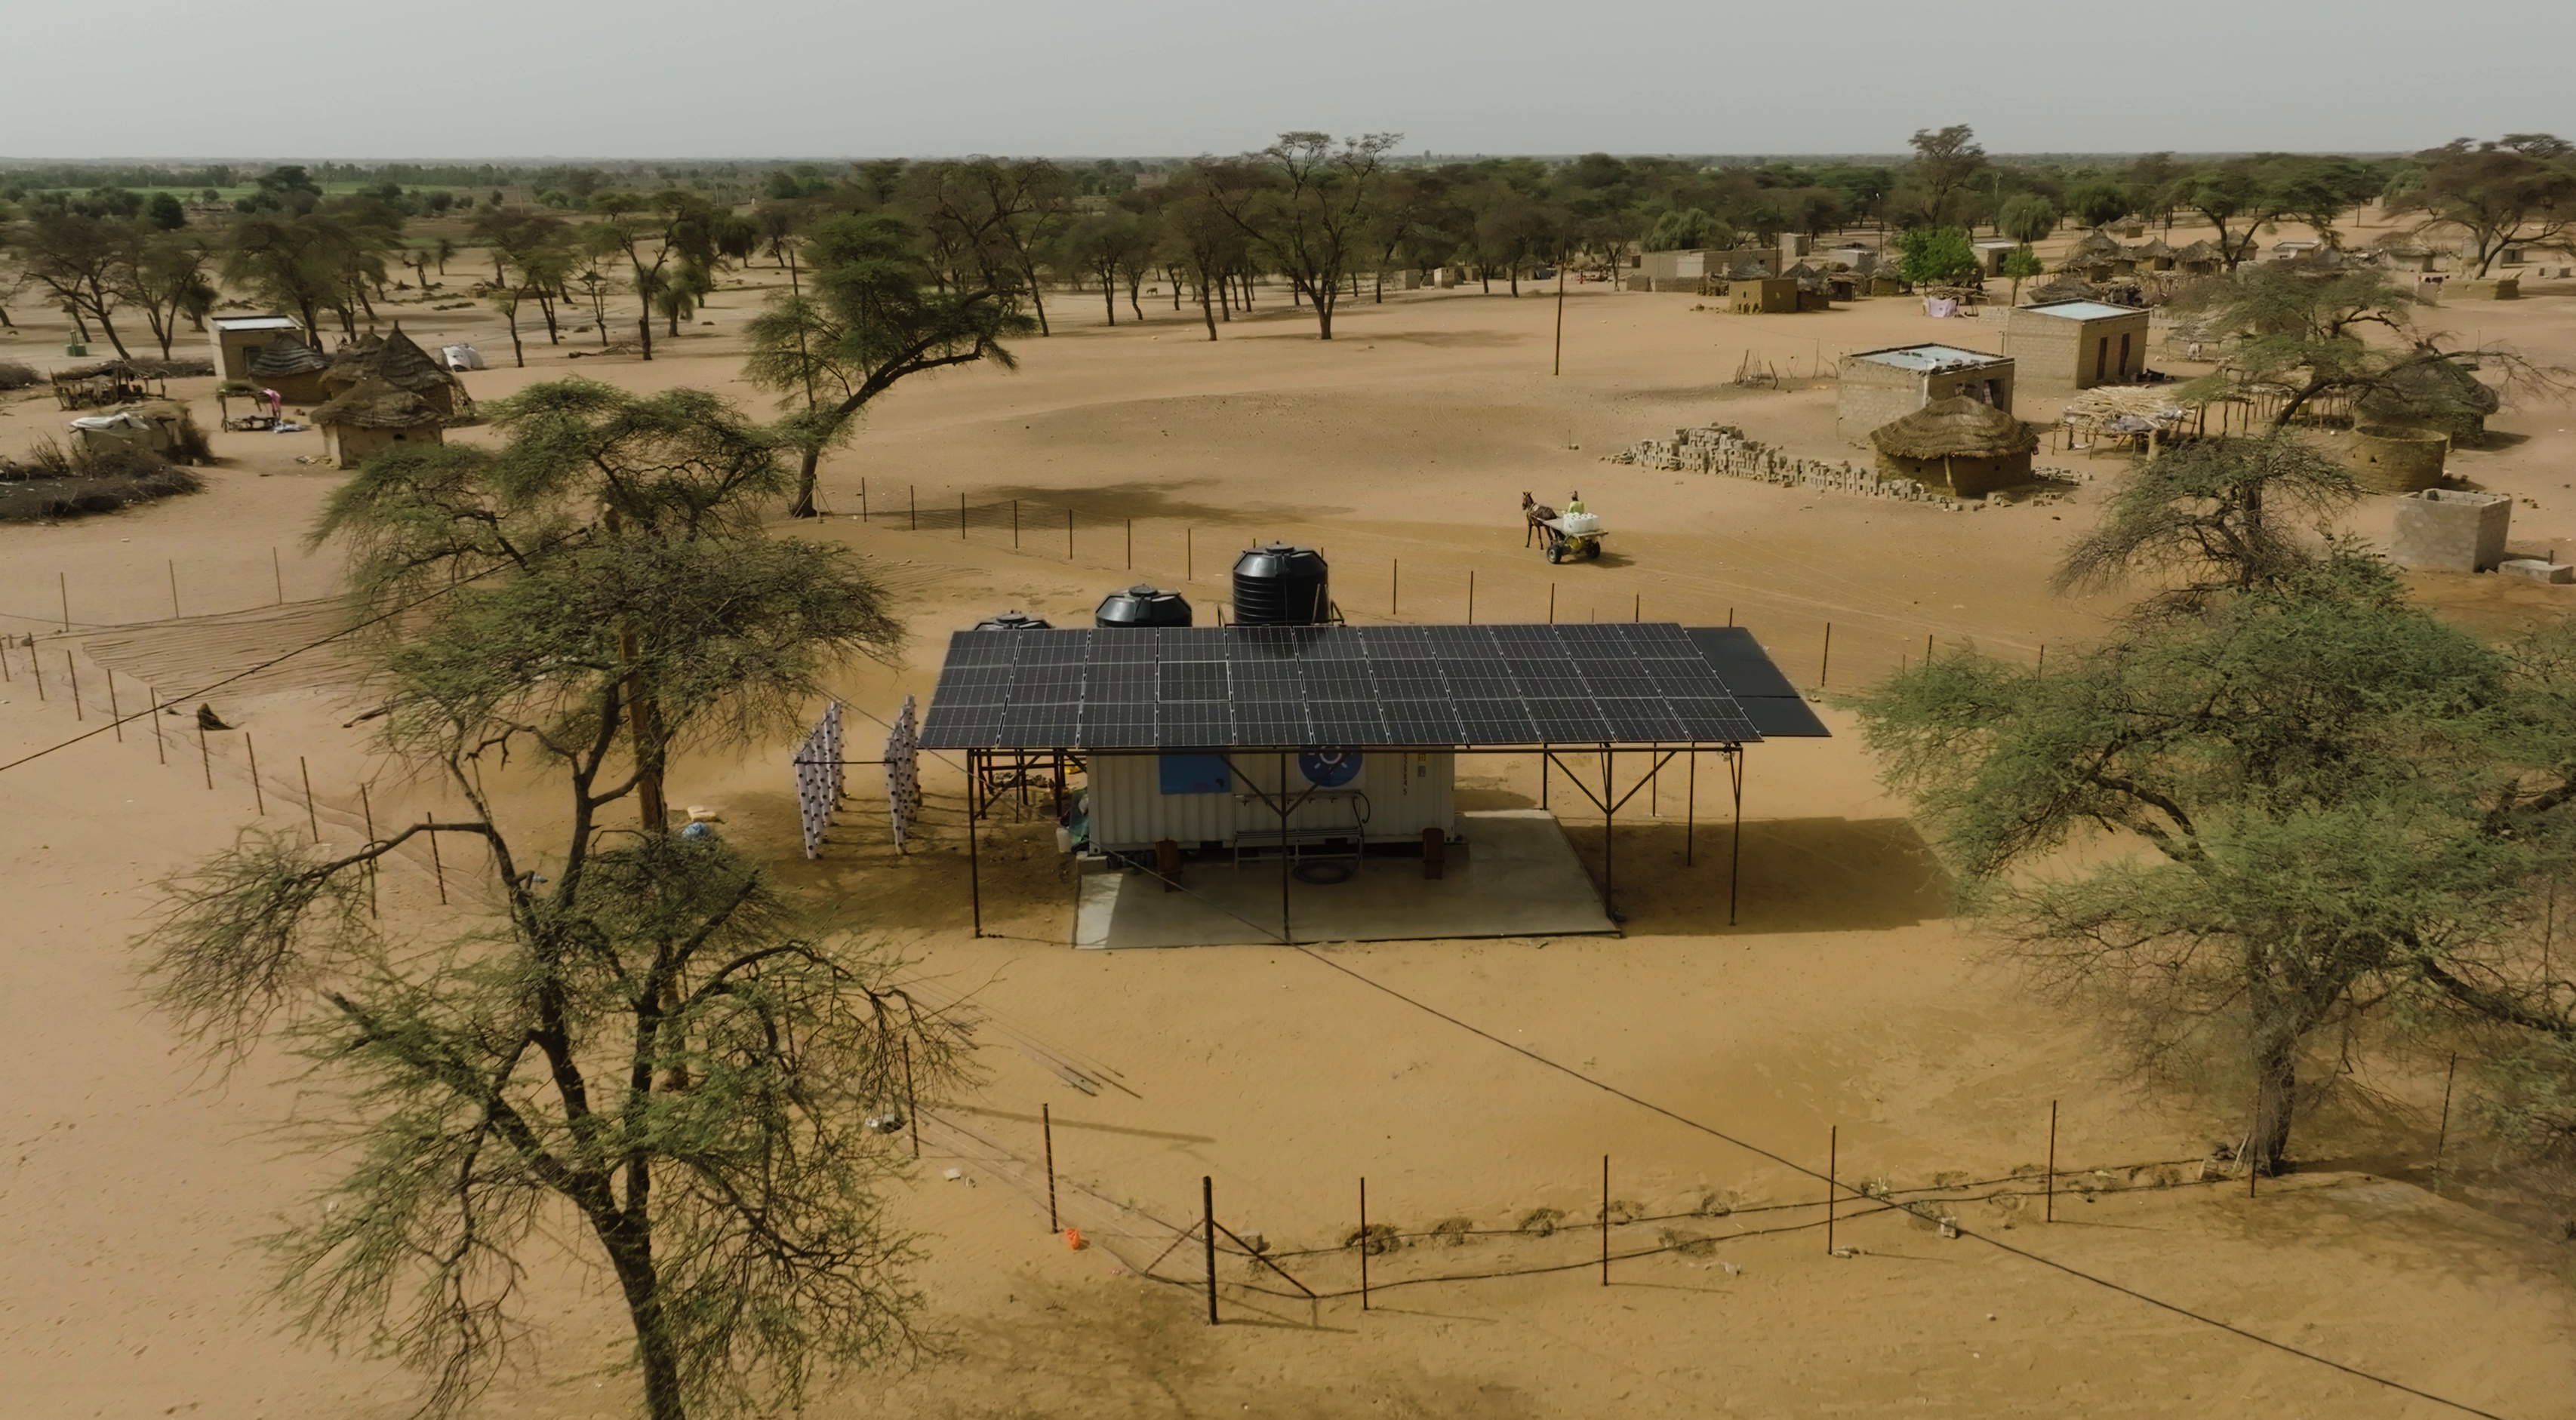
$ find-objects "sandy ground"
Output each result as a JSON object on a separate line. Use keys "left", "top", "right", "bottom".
{"left": 7, "top": 205, "right": 2576, "bottom": 1418}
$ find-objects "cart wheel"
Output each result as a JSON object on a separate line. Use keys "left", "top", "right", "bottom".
{"left": 1587, "top": 542, "right": 1603, "bottom": 561}
{"left": 1546, "top": 546, "right": 1564, "bottom": 564}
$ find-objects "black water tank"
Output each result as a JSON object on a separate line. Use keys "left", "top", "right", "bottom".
{"left": 974, "top": 610, "right": 1054, "bottom": 631}
{"left": 1095, "top": 584, "right": 1193, "bottom": 629}
{"left": 1230, "top": 542, "right": 1330, "bottom": 625}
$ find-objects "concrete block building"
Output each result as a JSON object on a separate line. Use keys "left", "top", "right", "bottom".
{"left": 2000, "top": 300, "right": 2151, "bottom": 389}
{"left": 1836, "top": 344, "right": 2014, "bottom": 441}
{"left": 2391, "top": 489, "right": 2511, "bottom": 572}
{"left": 1730, "top": 277, "right": 1799, "bottom": 314}
{"left": 208, "top": 315, "right": 306, "bottom": 382}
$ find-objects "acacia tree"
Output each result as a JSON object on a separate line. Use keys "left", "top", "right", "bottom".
{"left": 2396, "top": 135, "right": 2576, "bottom": 276}
{"left": 17, "top": 211, "right": 140, "bottom": 356}
{"left": 143, "top": 382, "right": 962, "bottom": 1420}
{"left": 1156, "top": 180, "right": 1243, "bottom": 341}
{"left": 1860, "top": 433, "right": 2576, "bottom": 1173}
{"left": 2173, "top": 159, "right": 2308, "bottom": 269}
{"left": 743, "top": 213, "right": 1031, "bottom": 518}
{"left": 117, "top": 231, "right": 216, "bottom": 358}
{"left": 2168, "top": 263, "right": 2556, "bottom": 429}
{"left": 583, "top": 191, "right": 716, "bottom": 360}
{"left": 1906, "top": 124, "right": 1988, "bottom": 228}
{"left": 1208, "top": 131, "right": 1402, "bottom": 340}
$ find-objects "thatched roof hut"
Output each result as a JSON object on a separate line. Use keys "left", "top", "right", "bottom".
{"left": 322, "top": 325, "right": 468, "bottom": 415}
{"left": 246, "top": 335, "right": 333, "bottom": 404}
{"left": 312, "top": 377, "right": 448, "bottom": 469}
{"left": 2356, "top": 358, "right": 2502, "bottom": 441}
{"left": 1869, "top": 396, "right": 2039, "bottom": 497}
{"left": 2171, "top": 239, "right": 2223, "bottom": 273}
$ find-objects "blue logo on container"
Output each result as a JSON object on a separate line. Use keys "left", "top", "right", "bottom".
{"left": 1298, "top": 750, "right": 1362, "bottom": 787}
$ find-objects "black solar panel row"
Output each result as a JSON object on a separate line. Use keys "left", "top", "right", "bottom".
{"left": 919, "top": 623, "right": 1768, "bottom": 751}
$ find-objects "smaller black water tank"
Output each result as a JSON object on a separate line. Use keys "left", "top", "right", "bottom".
{"left": 974, "top": 610, "right": 1054, "bottom": 631}
{"left": 1095, "top": 584, "right": 1193, "bottom": 629}
{"left": 1231, "top": 542, "right": 1331, "bottom": 626}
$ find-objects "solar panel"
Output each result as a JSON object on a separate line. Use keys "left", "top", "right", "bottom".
{"left": 915, "top": 623, "right": 1786, "bottom": 750}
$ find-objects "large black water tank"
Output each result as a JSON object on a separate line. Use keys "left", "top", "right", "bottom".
{"left": 1095, "top": 584, "right": 1193, "bottom": 629}
{"left": 974, "top": 610, "right": 1054, "bottom": 631}
{"left": 1230, "top": 542, "right": 1331, "bottom": 625}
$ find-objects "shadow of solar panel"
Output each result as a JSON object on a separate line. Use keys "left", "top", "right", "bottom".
{"left": 945, "top": 632, "right": 1023, "bottom": 668}
{"left": 1454, "top": 699, "right": 1539, "bottom": 743}
{"left": 1311, "top": 701, "right": 1388, "bottom": 742}
{"left": 1158, "top": 702, "right": 1234, "bottom": 745}
{"left": 1378, "top": 700, "right": 1460, "bottom": 744}
{"left": 1158, "top": 661, "right": 1230, "bottom": 702}
{"left": 1011, "top": 665, "right": 1086, "bottom": 703}
{"left": 1235, "top": 702, "right": 1312, "bottom": 745}
{"left": 1670, "top": 697, "right": 1762, "bottom": 742}
{"left": 1596, "top": 698, "right": 1688, "bottom": 741}
{"left": 1525, "top": 697, "right": 1610, "bottom": 742}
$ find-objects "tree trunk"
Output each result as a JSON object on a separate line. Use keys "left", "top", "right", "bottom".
{"left": 790, "top": 442, "right": 824, "bottom": 518}
{"left": 506, "top": 303, "right": 525, "bottom": 368}
{"left": 638, "top": 310, "right": 654, "bottom": 361}
{"left": 600, "top": 1220, "right": 688, "bottom": 1420}
{"left": 1127, "top": 275, "right": 1144, "bottom": 322}
{"left": 91, "top": 302, "right": 133, "bottom": 359}
{"left": 1199, "top": 279, "right": 1217, "bottom": 341}
{"left": 2248, "top": 1031, "right": 2297, "bottom": 1176}
{"left": 1023, "top": 262, "right": 1050, "bottom": 336}
{"left": 1100, "top": 268, "right": 1116, "bottom": 326}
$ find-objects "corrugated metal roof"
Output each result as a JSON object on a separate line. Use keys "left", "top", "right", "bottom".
{"left": 2022, "top": 300, "right": 2140, "bottom": 321}
{"left": 1851, "top": 343, "right": 2008, "bottom": 372}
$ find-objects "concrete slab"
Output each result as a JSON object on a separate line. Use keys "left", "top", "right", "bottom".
{"left": 1075, "top": 810, "right": 1616, "bottom": 948}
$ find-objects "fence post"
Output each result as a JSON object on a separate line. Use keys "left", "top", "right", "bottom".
{"left": 1391, "top": 559, "right": 1398, "bottom": 617}
{"left": 301, "top": 757, "right": 320, "bottom": 838}
{"left": 1126, "top": 518, "right": 1133, "bottom": 570}
{"left": 1826, "top": 1125, "right": 1837, "bottom": 1254}
{"left": 426, "top": 814, "right": 445, "bottom": 904}
{"left": 1600, "top": 1154, "right": 1611, "bottom": 1286}
{"left": 1202, "top": 1176, "right": 1219, "bottom": 1326}
{"left": 2045, "top": 1100, "right": 2058, "bottom": 1222}
{"left": 245, "top": 733, "right": 264, "bottom": 815}
{"left": 1467, "top": 570, "right": 1476, "bottom": 624}
{"left": 106, "top": 669, "right": 122, "bottom": 742}
{"left": 66, "top": 652, "right": 81, "bottom": 721}
{"left": 1066, "top": 508, "right": 1074, "bottom": 559}
{"left": 1820, "top": 623, "right": 1833, "bottom": 687}
{"left": 1359, "top": 1176, "right": 1369, "bottom": 1311}
{"left": 1043, "top": 1102, "right": 1058, "bottom": 1233}
{"left": 198, "top": 720, "right": 212, "bottom": 789}
{"left": 168, "top": 560, "right": 180, "bottom": 619}
{"left": 959, "top": 493, "right": 967, "bottom": 539}
{"left": 909, "top": 485, "right": 917, "bottom": 531}
{"left": 273, "top": 546, "right": 285, "bottom": 604}
{"left": 360, "top": 783, "right": 378, "bottom": 917}
{"left": 903, "top": 1038, "right": 920, "bottom": 1160}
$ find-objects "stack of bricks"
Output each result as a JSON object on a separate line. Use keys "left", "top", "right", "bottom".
{"left": 1607, "top": 424, "right": 2087, "bottom": 510}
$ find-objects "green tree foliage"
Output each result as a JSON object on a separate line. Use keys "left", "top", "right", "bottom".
{"left": 226, "top": 208, "right": 401, "bottom": 341}
{"left": 742, "top": 213, "right": 1032, "bottom": 517}
{"left": 1996, "top": 193, "right": 2057, "bottom": 244}
{"left": 2167, "top": 263, "right": 2548, "bottom": 429}
{"left": 2393, "top": 135, "right": 2576, "bottom": 277}
{"left": 2000, "top": 245, "right": 2044, "bottom": 305}
{"left": 1859, "top": 432, "right": 2576, "bottom": 1173}
{"left": 1205, "top": 131, "right": 1402, "bottom": 340}
{"left": 145, "top": 380, "right": 957, "bottom": 1420}
{"left": 145, "top": 191, "right": 186, "bottom": 230}
{"left": 1897, "top": 226, "right": 1978, "bottom": 287}
{"left": 2064, "top": 180, "right": 2132, "bottom": 229}
{"left": 582, "top": 190, "right": 718, "bottom": 360}
{"left": 1642, "top": 206, "right": 1724, "bottom": 252}
{"left": 13, "top": 211, "right": 143, "bottom": 355}
{"left": 1904, "top": 124, "right": 1987, "bottom": 227}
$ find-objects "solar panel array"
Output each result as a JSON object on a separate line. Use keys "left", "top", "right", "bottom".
{"left": 919, "top": 623, "right": 1765, "bottom": 750}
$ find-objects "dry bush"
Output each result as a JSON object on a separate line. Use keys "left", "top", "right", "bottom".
{"left": 0, "top": 361, "right": 39, "bottom": 391}
{"left": 0, "top": 438, "right": 204, "bottom": 521}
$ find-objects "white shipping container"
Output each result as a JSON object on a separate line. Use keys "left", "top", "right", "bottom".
{"left": 1088, "top": 751, "right": 1456, "bottom": 853}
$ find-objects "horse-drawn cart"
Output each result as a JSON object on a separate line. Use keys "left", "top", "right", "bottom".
{"left": 1522, "top": 491, "right": 1605, "bottom": 563}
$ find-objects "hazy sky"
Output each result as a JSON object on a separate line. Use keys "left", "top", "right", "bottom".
{"left": 11, "top": 0, "right": 2571, "bottom": 161}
